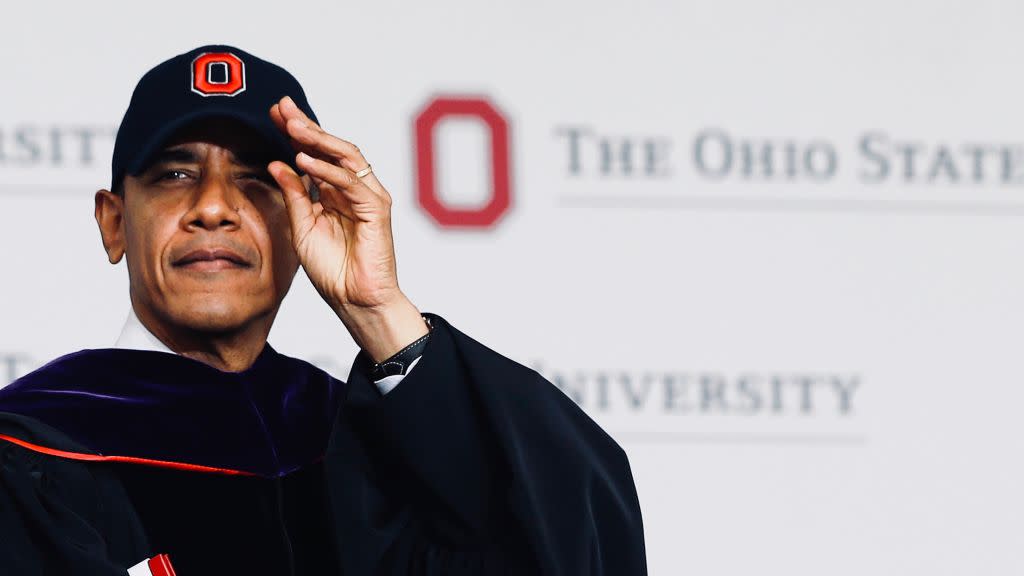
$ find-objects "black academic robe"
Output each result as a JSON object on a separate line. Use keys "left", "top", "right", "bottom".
{"left": 0, "top": 314, "right": 647, "bottom": 575}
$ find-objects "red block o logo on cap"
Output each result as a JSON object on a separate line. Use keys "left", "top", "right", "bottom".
{"left": 191, "top": 52, "right": 246, "bottom": 97}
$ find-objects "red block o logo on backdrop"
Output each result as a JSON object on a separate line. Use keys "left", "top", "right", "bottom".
{"left": 191, "top": 52, "right": 246, "bottom": 97}
{"left": 414, "top": 97, "right": 512, "bottom": 228}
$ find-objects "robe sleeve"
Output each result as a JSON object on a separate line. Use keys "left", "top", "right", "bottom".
{"left": 325, "top": 314, "right": 648, "bottom": 575}
{"left": 0, "top": 413, "right": 152, "bottom": 575}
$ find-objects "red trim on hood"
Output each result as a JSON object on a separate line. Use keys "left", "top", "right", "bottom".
{"left": 0, "top": 433, "right": 256, "bottom": 477}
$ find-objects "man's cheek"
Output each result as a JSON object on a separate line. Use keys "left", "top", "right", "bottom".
{"left": 268, "top": 215, "right": 295, "bottom": 255}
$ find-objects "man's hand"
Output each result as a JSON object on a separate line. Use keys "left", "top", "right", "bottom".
{"left": 267, "top": 96, "right": 428, "bottom": 363}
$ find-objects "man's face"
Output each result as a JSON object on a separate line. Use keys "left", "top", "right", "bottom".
{"left": 96, "top": 119, "right": 300, "bottom": 337}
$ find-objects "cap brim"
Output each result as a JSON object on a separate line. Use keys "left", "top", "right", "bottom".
{"left": 124, "top": 106, "right": 294, "bottom": 177}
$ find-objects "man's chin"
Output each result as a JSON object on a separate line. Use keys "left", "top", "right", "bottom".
{"left": 164, "top": 303, "right": 267, "bottom": 334}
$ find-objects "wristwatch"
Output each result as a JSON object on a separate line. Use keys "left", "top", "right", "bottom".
{"left": 369, "top": 315, "right": 433, "bottom": 381}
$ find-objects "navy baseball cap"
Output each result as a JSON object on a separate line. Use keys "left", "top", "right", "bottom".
{"left": 110, "top": 44, "right": 318, "bottom": 190}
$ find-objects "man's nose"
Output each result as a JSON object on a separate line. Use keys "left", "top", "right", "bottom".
{"left": 182, "top": 173, "right": 243, "bottom": 232}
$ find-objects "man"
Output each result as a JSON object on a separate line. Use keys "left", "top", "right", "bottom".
{"left": 0, "top": 45, "right": 646, "bottom": 575}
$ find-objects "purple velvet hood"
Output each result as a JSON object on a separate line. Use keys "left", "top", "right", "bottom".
{"left": 0, "top": 344, "right": 342, "bottom": 478}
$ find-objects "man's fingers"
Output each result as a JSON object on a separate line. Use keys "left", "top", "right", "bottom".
{"left": 284, "top": 118, "right": 366, "bottom": 169}
{"left": 267, "top": 160, "right": 316, "bottom": 246}
{"left": 273, "top": 96, "right": 390, "bottom": 199}
{"left": 270, "top": 101, "right": 324, "bottom": 161}
{"left": 295, "top": 152, "right": 389, "bottom": 217}
{"left": 269, "top": 103, "right": 287, "bottom": 135}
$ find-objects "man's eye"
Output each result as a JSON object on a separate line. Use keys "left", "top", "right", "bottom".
{"left": 157, "top": 170, "right": 191, "bottom": 181}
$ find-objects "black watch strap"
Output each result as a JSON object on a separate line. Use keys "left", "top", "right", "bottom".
{"left": 370, "top": 316, "right": 433, "bottom": 381}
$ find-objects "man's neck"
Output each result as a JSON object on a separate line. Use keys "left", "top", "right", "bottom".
{"left": 122, "top": 305, "right": 272, "bottom": 373}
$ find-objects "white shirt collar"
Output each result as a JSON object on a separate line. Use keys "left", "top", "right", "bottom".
{"left": 114, "top": 307, "right": 176, "bottom": 354}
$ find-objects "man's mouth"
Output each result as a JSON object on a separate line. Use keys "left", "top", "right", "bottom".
{"left": 172, "top": 248, "right": 253, "bottom": 270}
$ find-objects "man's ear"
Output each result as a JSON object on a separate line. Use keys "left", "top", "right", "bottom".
{"left": 94, "top": 189, "right": 126, "bottom": 264}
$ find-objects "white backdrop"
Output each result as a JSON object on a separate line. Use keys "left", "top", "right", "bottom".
{"left": 2, "top": 1, "right": 1023, "bottom": 574}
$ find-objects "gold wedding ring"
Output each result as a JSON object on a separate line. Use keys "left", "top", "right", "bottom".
{"left": 355, "top": 165, "right": 373, "bottom": 178}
